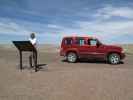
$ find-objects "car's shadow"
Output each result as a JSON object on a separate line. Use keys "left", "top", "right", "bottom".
{"left": 62, "top": 59, "right": 124, "bottom": 65}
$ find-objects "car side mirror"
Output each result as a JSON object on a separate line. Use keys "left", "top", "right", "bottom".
{"left": 97, "top": 43, "right": 101, "bottom": 47}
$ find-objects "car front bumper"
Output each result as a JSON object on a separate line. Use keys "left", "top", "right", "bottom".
{"left": 121, "top": 53, "right": 126, "bottom": 59}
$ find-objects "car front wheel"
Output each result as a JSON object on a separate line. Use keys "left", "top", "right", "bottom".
{"left": 108, "top": 53, "right": 120, "bottom": 64}
{"left": 67, "top": 52, "right": 77, "bottom": 63}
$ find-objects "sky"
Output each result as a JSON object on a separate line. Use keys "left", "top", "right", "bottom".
{"left": 0, "top": 0, "right": 133, "bottom": 44}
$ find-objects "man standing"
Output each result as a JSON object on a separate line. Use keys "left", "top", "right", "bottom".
{"left": 29, "top": 33, "right": 37, "bottom": 46}
{"left": 29, "top": 33, "right": 37, "bottom": 68}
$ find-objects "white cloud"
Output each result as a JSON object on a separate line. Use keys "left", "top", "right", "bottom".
{"left": 94, "top": 6, "right": 133, "bottom": 19}
{"left": 76, "top": 20, "right": 133, "bottom": 34}
{"left": 66, "top": 5, "right": 133, "bottom": 43}
{"left": 74, "top": 20, "right": 133, "bottom": 42}
{"left": 47, "top": 24, "right": 63, "bottom": 29}
{"left": 0, "top": 21, "right": 31, "bottom": 35}
{"left": 58, "top": 5, "right": 133, "bottom": 41}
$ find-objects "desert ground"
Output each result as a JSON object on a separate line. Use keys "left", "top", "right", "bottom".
{"left": 0, "top": 44, "right": 133, "bottom": 100}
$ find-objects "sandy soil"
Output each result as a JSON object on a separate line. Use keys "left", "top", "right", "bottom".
{"left": 0, "top": 44, "right": 133, "bottom": 100}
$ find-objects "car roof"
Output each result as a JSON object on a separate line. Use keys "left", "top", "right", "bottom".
{"left": 63, "top": 36, "right": 95, "bottom": 39}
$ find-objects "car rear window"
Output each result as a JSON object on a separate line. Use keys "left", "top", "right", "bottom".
{"left": 64, "top": 38, "right": 73, "bottom": 45}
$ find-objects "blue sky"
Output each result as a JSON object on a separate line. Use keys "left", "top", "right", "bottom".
{"left": 0, "top": 0, "right": 133, "bottom": 44}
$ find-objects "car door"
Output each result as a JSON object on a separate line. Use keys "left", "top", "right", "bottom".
{"left": 74, "top": 37, "right": 89, "bottom": 58}
{"left": 87, "top": 39, "right": 105, "bottom": 59}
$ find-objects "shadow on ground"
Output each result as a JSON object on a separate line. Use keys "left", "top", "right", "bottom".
{"left": 62, "top": 59, "right": 124, "bottom": 65}
{"left": 16, "top": 63, "right": 48, "bottom": 71}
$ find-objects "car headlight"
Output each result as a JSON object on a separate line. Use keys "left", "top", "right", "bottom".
{"left": 121, "top": 49, "right": 126, "bottom": 53}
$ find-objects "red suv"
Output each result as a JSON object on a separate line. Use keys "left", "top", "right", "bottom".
{"left": 60, "top": 36, "right": 125, "bottom": 64}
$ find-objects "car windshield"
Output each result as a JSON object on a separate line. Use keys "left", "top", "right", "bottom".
{"left": 97, "top": 39, "right": 102, "bottom": 45}
{"left": 97, "top": 39, "right": 103, "bottom": 45}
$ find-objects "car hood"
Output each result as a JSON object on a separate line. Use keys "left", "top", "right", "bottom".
{"left": 103, "top": 44, "right": 122, "bottom": 50}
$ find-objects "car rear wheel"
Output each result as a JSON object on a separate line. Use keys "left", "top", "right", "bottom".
{"left": 67, "top": 52, "right": 77, "bottom": 63}
{"left": 108, "top": 53, "right": 120, "bottom": 64}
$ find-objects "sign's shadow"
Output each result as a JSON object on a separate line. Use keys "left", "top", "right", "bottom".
{"left": 17, "top": 63, "right": 48, "bottom": 71}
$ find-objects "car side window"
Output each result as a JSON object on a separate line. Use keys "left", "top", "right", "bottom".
{"left": 88, "top": 39, "right": 97, "bottom": 46}
{"left": 64, "top": 38, "right": 73, "bottom": 45}
{"left": 76, "top": 38, "right": 85, "bottom": 46}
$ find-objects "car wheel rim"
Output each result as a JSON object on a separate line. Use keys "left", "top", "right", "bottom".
{"left": 110, "top": 55, "right": 119, "bottom": 64}
{"left": 68, "top": 54, "right": 76, "bottom": 62}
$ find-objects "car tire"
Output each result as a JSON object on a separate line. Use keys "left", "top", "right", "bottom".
{"left": 108, "top": 53, "right": 120, "bottom": 64}
{"left": 67, "top": 52, "right": 77, "bottom": 63}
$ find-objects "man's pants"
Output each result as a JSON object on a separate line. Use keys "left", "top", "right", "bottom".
{"left": 29, "top": 51, "right": 37, "bottom": 68}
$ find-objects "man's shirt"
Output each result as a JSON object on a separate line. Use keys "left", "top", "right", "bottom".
{"left": 29, "top": 38, "right": 37, "bottom": 46}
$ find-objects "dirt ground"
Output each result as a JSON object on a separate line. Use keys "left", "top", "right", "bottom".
{"left": 0, "top": 45, "right": 133, "bottom": 100}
